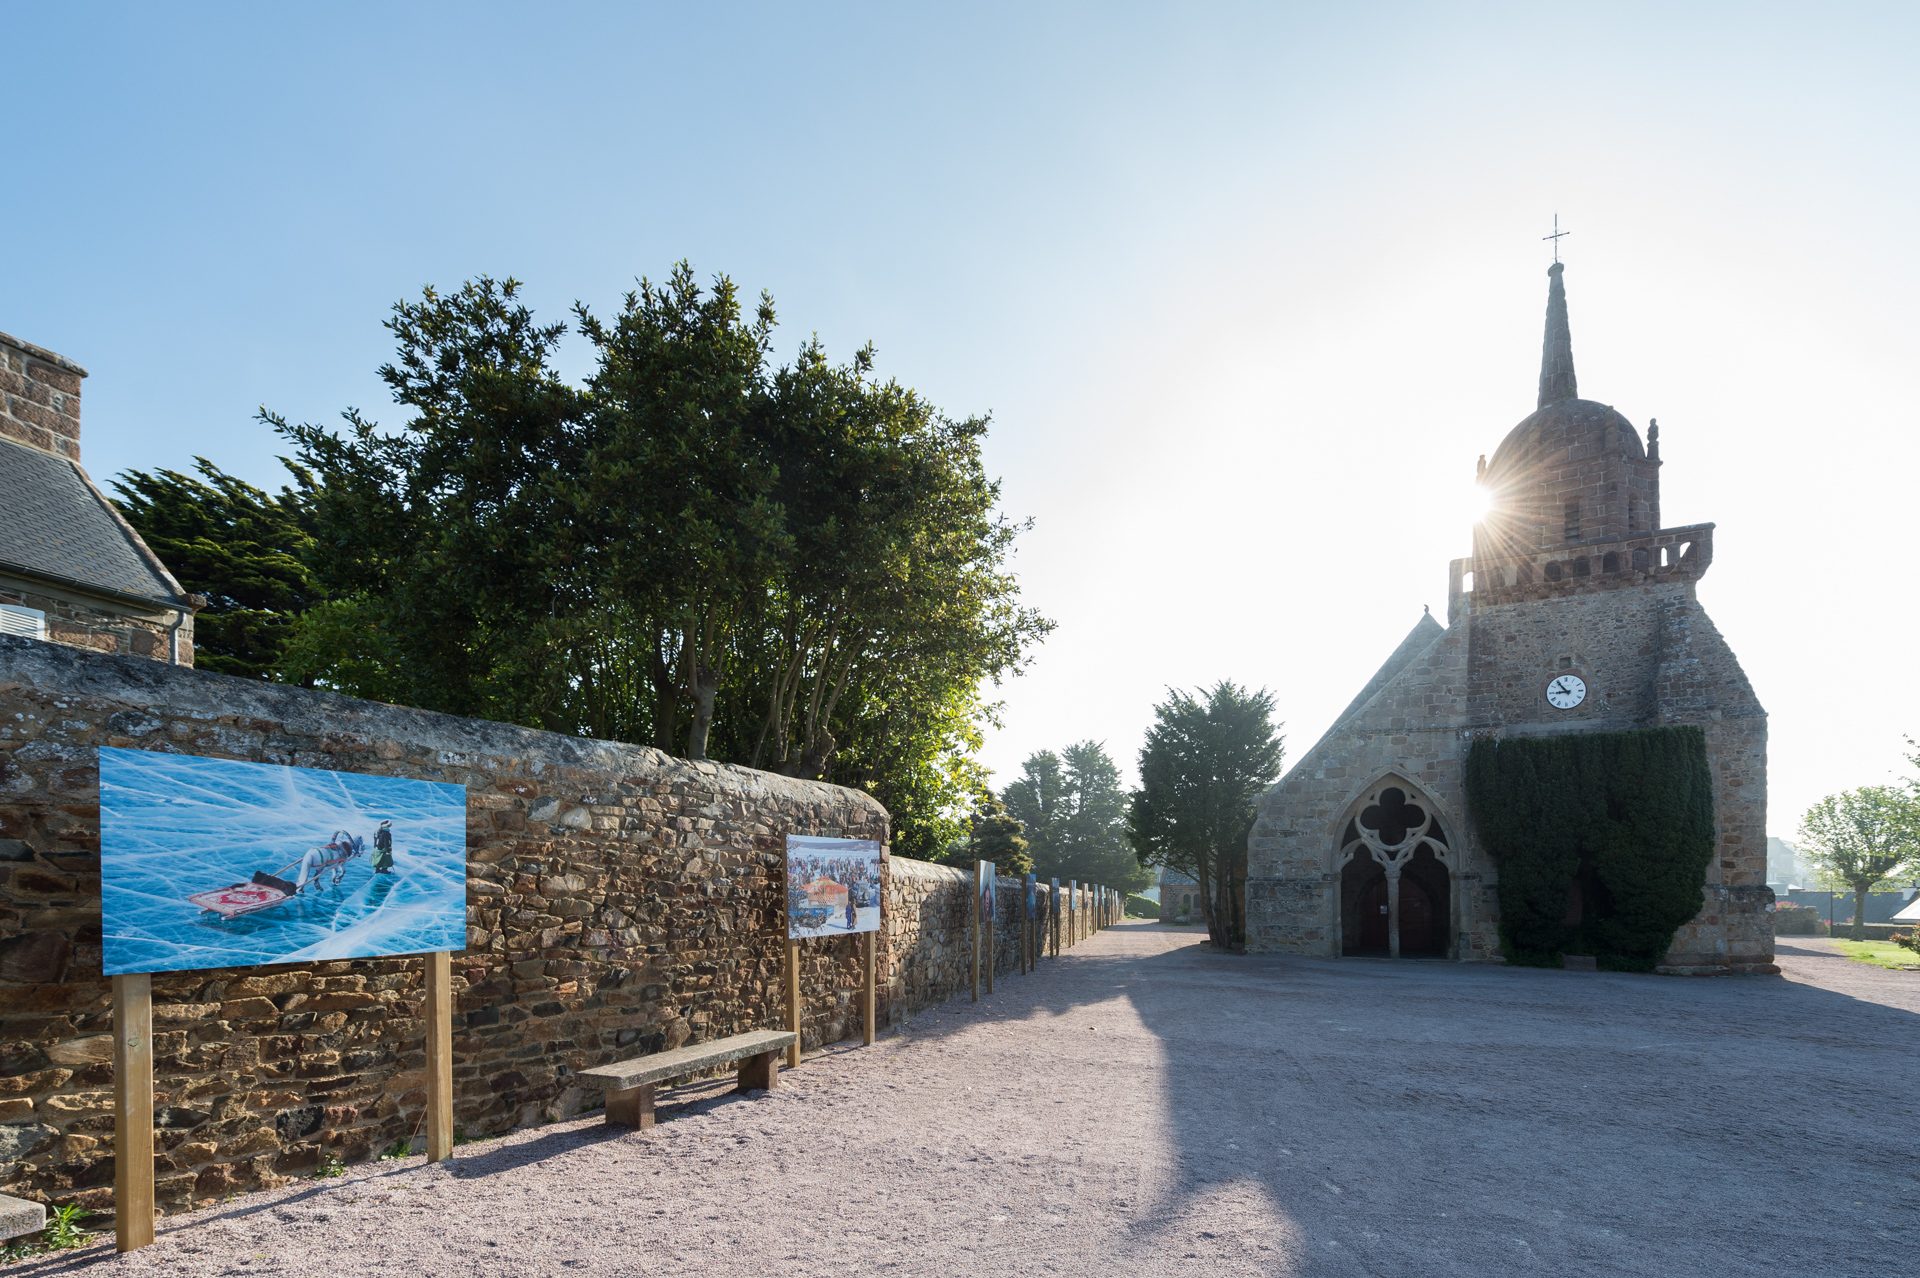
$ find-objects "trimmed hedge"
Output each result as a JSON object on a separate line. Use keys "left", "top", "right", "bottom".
{"left": 1465, "top": 726, "right": 1714, "bottom": 972}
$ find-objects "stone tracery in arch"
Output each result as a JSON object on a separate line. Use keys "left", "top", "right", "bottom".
{"left": 1336, "top": 776, "right": 1455, "bottom": 960}
{"left": 1337, "top": 776, "right": 1453, "bottom": 875}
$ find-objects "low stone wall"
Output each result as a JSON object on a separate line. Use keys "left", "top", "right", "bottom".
{"left": 1817, "top": 924, "right": 1908, "bottom": 943}
{"left": 0, "top": 638, "right": 887, "bottom": 1217}
{"left": 0, "top": 639, "right": 1130, "bottom": 1222}
{"left": 878, "top": 863, "right": 1084, "bottom": 1022}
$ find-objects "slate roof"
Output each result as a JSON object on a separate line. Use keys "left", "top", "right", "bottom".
{"left": 0, "top": 439, "right": 183, "bottom": 605}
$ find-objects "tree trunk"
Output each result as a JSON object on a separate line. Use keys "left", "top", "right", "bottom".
{"left": 686, "top": 664, "right": 718, "bottom": 760}
{"left": 1194, "top": 859, "right": 1217, "bottom": 945}
{"left": 647, "top": 633, "right": 679, "bottom": 755}
{"left": 1852, "top": 884, "right": 1871, "bottom": 942}
{"left": 682, "top": 612, "right": 723, "bottom": 762}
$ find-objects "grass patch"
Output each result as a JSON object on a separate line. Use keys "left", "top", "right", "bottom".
{"left": 1830, "top": 940, "right": 1920, "bottom": 971}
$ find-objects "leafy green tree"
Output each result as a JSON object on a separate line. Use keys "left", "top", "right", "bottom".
{"left": 1004, "top": 742, "right": 1149, "bottom": 892}
{"left": 1127, "top": 682, "right": 1284, "bottom": 949}
{"left": 967, "top": 787, "right": 1031, "bottom": 874}
{"left": 1797, "top": 786, "right": 1920, "bottom": 941}
{"left": 576, "top": 266, "right": 786, "bottom": 759}
{"left": 275, "top": 276, "right": 591, "bottom": 728}
{"left": 111, "top": 459, "right": 321, "bottom": 680}
{"left": 1003, "top": 750, "right": 1065, "bottom": 867}
{"left": 268, "top": 266, "right": 1049, "bottom": 860}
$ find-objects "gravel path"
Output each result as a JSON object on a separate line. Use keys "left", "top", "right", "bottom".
{"left": 18, "top": 926, "right": 1918, "bottom": 1277}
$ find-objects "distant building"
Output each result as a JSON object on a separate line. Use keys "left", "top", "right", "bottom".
{"left": 1766, "top": 837, "right": 1800, "bottom": 891}
{"left": 1158, "top": 867, "right": 1198, "bottom": 923}
{"left": 0, "top": 331, "right": 198, "bottom": 663}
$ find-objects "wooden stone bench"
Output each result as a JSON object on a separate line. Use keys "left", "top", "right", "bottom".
{"left": 577, "top": 1029, "right": 797, "bottom": 1129}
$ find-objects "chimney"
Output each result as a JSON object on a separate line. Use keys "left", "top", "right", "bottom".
{"left": 0, "top": 330, "right": 88, "bottom": 461}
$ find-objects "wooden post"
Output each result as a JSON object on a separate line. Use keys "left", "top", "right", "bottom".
{"left": 738, "top": 1050, "right": 780, "bottom": 1091}
{"left": 786, "top": 939, "right": 802, "bottom": 1068}
{"left": 112, "top": 973, "right": 153, "bottom": 1253}
{"left": 983, "top": 871, "right": 994, "bottom": 996}
{"left": 425, "top": 951, "right": 453, "bottom": 1162}
{"left": 971, "top": 860, "right": 982, "bottom": 1001}
{"left": 606, "top": 1082, "right": 656, "bottom": 1129}
{"left": 862, "top": 929, "right": 876, "bottom": 1046}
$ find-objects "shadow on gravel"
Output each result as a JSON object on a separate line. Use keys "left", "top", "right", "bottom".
{"left": 1101, "top": 920, "right": 1919, "bottom": 1273}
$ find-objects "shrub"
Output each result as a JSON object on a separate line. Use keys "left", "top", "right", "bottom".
{"left": 1465, "top": 727, "right": 1714, "bottom": 972}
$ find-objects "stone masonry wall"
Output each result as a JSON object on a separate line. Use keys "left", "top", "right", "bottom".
{"left": 0, "top": 637, "right": 890, "bottom": 1219}
{"left": 0, "top": 332, "right": 84, "bottom": 464}
{"left": 0, "top": 578, "right": 189, "bottom": 667}
{"left": 1251, "top": 573, "right": 1770, "bottom": 973}
{"left": 1246, "top": 621, "right": 1496, "bottom": 960}
{"left": 880, "top": 861, "right": 1067, "bottom": 1024}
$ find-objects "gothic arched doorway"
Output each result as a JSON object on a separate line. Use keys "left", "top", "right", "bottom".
{"left": 1337, "top": 779, "right": 1456, "bottom": 959}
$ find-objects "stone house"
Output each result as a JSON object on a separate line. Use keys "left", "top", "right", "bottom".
{"left": 1245, "top": 263, "right": 1772, "bottom": 974}
{"left": 0, "top": 331, "right": 199, "bottom": 664}
{"left": 1158, "top": 867, "right": 1198, "bottom": 922}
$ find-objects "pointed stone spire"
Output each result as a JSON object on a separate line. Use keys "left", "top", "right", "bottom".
{"left": 1537, "top": 261, "right": 1577, "bottom": 407}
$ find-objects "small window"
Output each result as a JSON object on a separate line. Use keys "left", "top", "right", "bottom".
{"left": 1602, "top": 552, "right": 1620, "bottom": 573}
{"left": 0, "top": 604, "right": 46, "bottom": 640}
{"left": 1461, "top": 570, "right": 1474, "bottom": 593}
{"left": 1564, "top": 503, "right": 1580, "bottom": 540}
{"left": 1572, "top": 557, "right": 1591, "bottom": 577}
{"left": 1544, "top": 562, "right": 1563, "bottom": 582}
{"left": 1632, "top": 548, "right": 1650, "bottom": 570}
{"left": 1627, "top": 501, "right": 1637, "bottom": 531}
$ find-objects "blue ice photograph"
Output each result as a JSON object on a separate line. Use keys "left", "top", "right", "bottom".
{"left": 99, "top": 747, "right": 468, "bottom": 975}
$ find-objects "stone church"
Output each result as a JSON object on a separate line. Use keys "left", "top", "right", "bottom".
{"left": 1245, "top": 263, "right": 1772, "bottom": 975}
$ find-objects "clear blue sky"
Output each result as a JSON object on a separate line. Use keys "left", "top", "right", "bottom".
{"left": 7, "top": 3, "right": 1918, "bottom": 833}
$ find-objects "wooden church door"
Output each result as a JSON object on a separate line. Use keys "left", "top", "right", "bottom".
{"left": 1359, "top": 878, "right": 1390, "bottom": 949}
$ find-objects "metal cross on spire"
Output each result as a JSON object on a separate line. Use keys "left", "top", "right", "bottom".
{"left": 1543, "top": 213, "right": 1569, "bottom": 263}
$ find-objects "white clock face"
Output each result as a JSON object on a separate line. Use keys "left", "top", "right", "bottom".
{"left": 1546, "top": 674, "right": 1587, "bottom": 709}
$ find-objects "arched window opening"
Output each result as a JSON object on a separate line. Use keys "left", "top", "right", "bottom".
{"left": 1339, "top": 779, "right": 1455, "bottom": 960}
{"left": 1602, "top": 552, "right": 1619, "bottom": 573}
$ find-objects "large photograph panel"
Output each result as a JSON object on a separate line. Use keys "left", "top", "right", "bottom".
{"left": 786, "top": 835, "right": 882, "bottom": 939}
{"left": 100, "top": 748, "right": 468, "bottom": 975}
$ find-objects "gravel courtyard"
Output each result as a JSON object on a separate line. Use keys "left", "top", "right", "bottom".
{"left": 19, "top": 924, "right": 1918, "bottom": 1277}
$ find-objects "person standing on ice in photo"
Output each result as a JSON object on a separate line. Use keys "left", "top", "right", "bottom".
{"left": 294, "top": 845, "right": 326, "bottom": 892}
{"left": 372, "top": 820, "right": 395, "bottom": 874}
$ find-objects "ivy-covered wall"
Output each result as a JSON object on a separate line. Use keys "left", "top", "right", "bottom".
{"left": 1465, "top": 727, "right": 1715, "bottom": 971}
